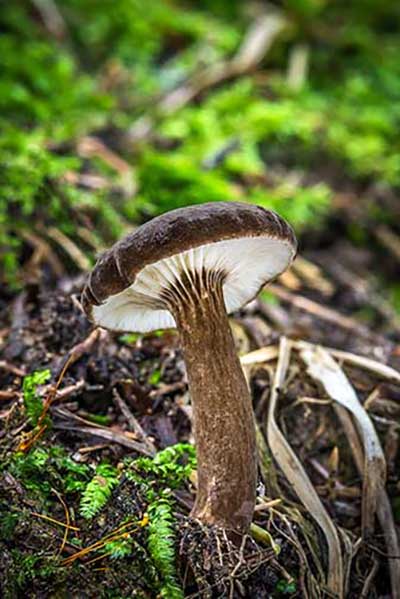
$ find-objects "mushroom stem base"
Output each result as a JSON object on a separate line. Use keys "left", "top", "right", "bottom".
{"left": 171, "top": 274, "right": 257, "bottom": 534}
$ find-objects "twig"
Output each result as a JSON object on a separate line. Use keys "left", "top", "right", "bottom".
{"left": 61, "top": 171, "right": 110, "bottom": 191}
{"left": 30, "top": 0, "right": 67, "bottom": 39}
{"left": 375, "top": 224, "right": 400, "bottom": 262}
{"left": 76, "top": 227, "right": 103, "bottom": 251}
{"left": 31, "top": 511, "right": 79, "bottom": 531}
{"left": 77, "top": 136, "right": 137, "bottom": 197}
{"left": 286, "top": 43, "right": 309, "bottom": 91}
{"left": 254, "top": 498, "right": 282, "bottom": 511}
{"left": 278, "top": 268, "right": 302, "bottom": 291}
{"left": 291, "top": 255, "right": 334, "bottom": 296}
{"left": 52, "top": 407, "right": 153, "bottom": 456}
{"left": 45, "top": 227, "right": 91, "bottom": 271}
{"left": 112, "top": 389, "right": 156, "bottom": 454}
{"left": 53, "top": 422, "right": 154, "bottom": 456}
{"left": 269, "top": 284, "right": 371, "bottom": 337}
{"left": 149, "top": 381, "right": 187, "bottom": 399}
{"left": 360, "top": 558, "right": 379, "bottom": 599}
{"left": 232, "top": 13, "right": 287, "bottom": 72}
{"left": 56, "top": 380, "right": 85, "bottom": 400}
{"left": 43, "top": 329, "right": 104, "bottom": 420}
{"left": 18, "top": 329, "right": 106, "bottom": 452}
{"left": 127, "top": 12, "right": 286, "bottom": 141}
{"left": 0, "top": 390, "right": 19, "bottom": 401}
{"left": 256, "top": 298, "right": 292, "bottom": 331}
{"left": 315, "top": 345, "right": 400, "bottom": 385}
{"left": 21, "top": 230, "right": 64, "bottom": 278}
{"left": 61, "top": 518, "right": 146, "bottom": 566}
{"left": 77, "top": 443, "right": 109, "bottom": 454}
{"left": 0, "top": 361, "right": 26, "bottom": 377}
{"left": 240, "top": 346, "right": 279, "bottom": 366}
{"left": 161, "top": 13, "right": 286, "bottom": 114}
{"left": 321, "top": 261, "right": 400, "bottom": 332}
{"left": 52, "top": 489, "right": 72, "bottom": 557}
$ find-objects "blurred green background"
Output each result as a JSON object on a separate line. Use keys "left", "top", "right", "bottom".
{"left": 1, "top": 0, "right": 400, "bottom": 303}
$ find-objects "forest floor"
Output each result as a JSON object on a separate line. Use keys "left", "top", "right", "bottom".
{"left": 2, "top": 3, "right": 400, "bottom": 596}
{"left": 1, "top": 220, "right": 400, "bottom": 598}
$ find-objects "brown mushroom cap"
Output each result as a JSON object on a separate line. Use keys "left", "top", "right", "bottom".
{"left": 82, "top": 202, "right": 297, "bottom": 332}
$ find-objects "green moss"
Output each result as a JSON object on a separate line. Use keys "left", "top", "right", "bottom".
{"left": 22, "top": 369, "right": 51, "bottom": 426}
{"left": 2, "top": 0, "right": 400, "bottom": 296}
{"left": 129, "top": 443, "right": 196, "bottom": 489}
{"left": 133, "top": 151, "right": 234, "bottom": 218}
{"left": 7, "top": 445, "right": 90, "bottom": 500}
{"left": 80, "top": 463, "right": 119, "bottom": 519}
{"left": 126, "top": 445, "right": 196, "bottom": 599}
{"left": 147, "top": 493, "right": 184, "bottom": 599}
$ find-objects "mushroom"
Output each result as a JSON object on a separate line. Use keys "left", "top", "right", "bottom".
{"left": 82, "top": 202, "right": 297, "bottom": 534}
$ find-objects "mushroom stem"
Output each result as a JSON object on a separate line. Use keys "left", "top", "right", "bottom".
{"left": 169, "top": 269, "right": 257, "bottom": 533}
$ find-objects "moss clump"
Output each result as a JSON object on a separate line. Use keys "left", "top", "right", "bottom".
{"left": 2, "top": 0, "right": 400, "bottom": 295}
{"left": 80, "top": 463, "right": 119, "bottom": 519}
{"left": 0, "top": 442, "right": 196, "bottom": 597}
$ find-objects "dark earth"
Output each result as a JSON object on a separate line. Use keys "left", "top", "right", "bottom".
{"left": 1, "top": 218, "right": 399, "bottom": 598}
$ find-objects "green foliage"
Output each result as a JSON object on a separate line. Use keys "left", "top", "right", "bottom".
{"left": 148, "top": 369, "right": 162, "bottom": 385}
{"left": 388, "top": 283, "right": 400, "bottom": 315}
{"left": 133, "top": 151, "right": 233, "bottom": 218}
{"left": 131, "top": 443, "right": 196, "bottom": 489}
{"left": 84, "top": 413, "right": 111, "bottom": 426}
{"left": 275, "top": 579, "right": 297, "bottom": 595}
{"left": 249, "top": 183, "right": 332, "bottom": 230}
{"left": 0, "top": 511, "right": 19, "bottom": 541}
{"left": 120, "top": 333, "right": 141, "bottom": 345}
{"left": 80, "top": 463, "right": 119, "bottom": 519}
{"left": 13, "top": 553, "right": 42, "bottom": 588}
{"left": 147, "top": 492, "right": 183, "bottom": 599}
{"left": 8, "top": 445, "right": 90, "bottom": 498}
{"left": 260, "top": 290, "right": 279, "bottom": 306}
{"left": 2, "top": 0, "right": 400, "bottom": 300}
{"left": 60, "top": 0, "right": 239, "bottom": 95}
{"left": 22, "top": 369, "right": 51, "bottom": 426}
{"left": 126, "top": 444, "right": 196, "bottom": 598}
{"left": 104, "top": 537, "right": 134, "bottom": 560}
{"left": 9, "top": 448, "right": 50, "bottom": 494}
{"left": 7, "top": 550, "right": 59, "bottom": 590}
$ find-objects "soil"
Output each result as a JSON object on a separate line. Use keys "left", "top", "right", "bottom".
{"left": 0, "top": 225, "right": 399, "bottom": 598}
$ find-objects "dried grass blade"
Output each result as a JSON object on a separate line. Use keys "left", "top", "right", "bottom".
{"left": 242, "top": 340, "right": 400, "bottom": 385}
{"left": 295, "top": 340, "right": 400, "bottom": 384}
{"left": 267, "top": 337, "right": 344, "bottom": 598}
{"left": 334, "top": 405, "right": 400, "bottom": 599}
{"left": 298, "top": 345, "right": 386, "bottom": 537}
{"left": 240, "top": 345, "right": 279, "bottom": 366}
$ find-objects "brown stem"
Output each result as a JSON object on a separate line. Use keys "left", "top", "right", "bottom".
{"left": 167, "top": 269, "right": 257, "bottom": 533}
